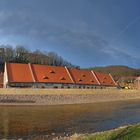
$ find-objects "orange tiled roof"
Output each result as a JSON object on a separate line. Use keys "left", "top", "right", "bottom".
{"left": 69, "top": 68, "right": 99, "bottom": 85}
{"left": 6, "top": 63, "right": 116, "bottom": 87}
{"left": 0, "top": 73, "right": 3, "bottom": 83}
{"left": 31, "top": 64, "right": 73, "bottom": 84}
{"left": 94, "top": 72, "right": 116, "bottom": 86}
{"left": 7, "top": 63, "right": 34, "bottom": 83}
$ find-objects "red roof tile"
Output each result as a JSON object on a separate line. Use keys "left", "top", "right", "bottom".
{"left": 7, "top": 63, "right": 34, "bottom": 83}
{"left": 31, "top": 64, "right": 73, "bottom": 83}
{"left": 6, "top": 63, "right": 116, "bottom": 87}
{"left": 94, "top": 72, "right": 116, "bottom": 86}
{"left": 69, "top": 68, "right": 99, "bottom": 85}
{"left": 0, "top": 73, "right": 3, "bottom": 83}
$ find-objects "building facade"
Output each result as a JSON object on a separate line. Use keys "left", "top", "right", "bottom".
{"left": 3, "top": 63, "right": 117, "bottom": 88}
{"left": 134, "top": 76, "right": 140, "bottom": 89}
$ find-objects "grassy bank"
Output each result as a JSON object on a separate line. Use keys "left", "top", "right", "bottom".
{"left": 70, "top": 124, "right": 140, "bottom": 140}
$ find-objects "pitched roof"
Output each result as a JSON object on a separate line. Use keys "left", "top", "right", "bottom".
{"left": 6, "top": 63, "right": 34, "bottom": 83}
{"left": 68, "top": 68, "right": 99, "bottom": 85}
{"left": 94, "top": 71, "right": 116, "bottom": 86}
{"left": 31, "top": 64, "right": 73, "bottom": 83}
{"left": 0, "top": 73, "right": 3, "bottom": 83}
{"left": 5, "top": 63, "right": 116, "bottom": 87}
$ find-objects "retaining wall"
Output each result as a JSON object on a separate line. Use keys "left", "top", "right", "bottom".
{"left": 0, "top": 89, "right": 139, "bottom": 105}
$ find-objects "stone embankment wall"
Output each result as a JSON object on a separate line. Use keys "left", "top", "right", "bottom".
{"left": 0, "top": 89, "right": 139, "bottom": 105}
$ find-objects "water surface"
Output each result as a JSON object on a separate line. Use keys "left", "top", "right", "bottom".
{"left": 0, "top": 99, "right": 140, "bottom": 139}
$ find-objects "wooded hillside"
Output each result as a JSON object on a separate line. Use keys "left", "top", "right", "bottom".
{"left": 89, "top": 66, "right": 140, "bottom": 81}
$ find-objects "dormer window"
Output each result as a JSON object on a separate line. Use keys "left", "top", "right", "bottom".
{"left": 78, "top": 79, "right": 82, "bottom": 82}
{"left": 82, "top": 74, "right": 86, "bottom": 77}
{"left": 60, "top": 77, "right": 65, "bottom": 80}
{"left": 90, "top": 80, "right": 94, "bottom": 82}
{"left": 43, "top": 76, "right": 49, "bottom": 79}
{"left": 103, "top": 77, "right": 107, "bottom": 80}
{"left": 50, "top": 70, "right": 55, "bottom": 73}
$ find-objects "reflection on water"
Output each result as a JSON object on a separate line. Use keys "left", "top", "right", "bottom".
{"left": 0, "top": 100, "right": 140, "bottom": 139}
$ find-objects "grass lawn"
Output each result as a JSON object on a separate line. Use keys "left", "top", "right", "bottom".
{"left": 77, "top": 124, "right": 140, "bottom": 140}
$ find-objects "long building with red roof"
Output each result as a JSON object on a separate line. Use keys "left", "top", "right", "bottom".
{"left": 3, "top": 63, "right": 117, "bottom": 88}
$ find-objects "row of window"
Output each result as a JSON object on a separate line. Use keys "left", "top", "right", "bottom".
{"left": 8, "top": 83, "right": 105, "bottom": 89}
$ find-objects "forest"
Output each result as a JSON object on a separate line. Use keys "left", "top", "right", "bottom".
{"left": 0, "top": 45, "right": 78, "bottom": 68}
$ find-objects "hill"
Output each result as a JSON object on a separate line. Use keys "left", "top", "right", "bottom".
{"left": 89, "top": 65, "right": 140, "bottom": 81}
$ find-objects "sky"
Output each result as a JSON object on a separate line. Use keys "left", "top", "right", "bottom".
{"left": 0, "top": 0, "right": 140, "bottom": 68}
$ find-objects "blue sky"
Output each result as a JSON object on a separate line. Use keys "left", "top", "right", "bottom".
{"left": 0, "top": 0, "right": 140, "bottom": 68}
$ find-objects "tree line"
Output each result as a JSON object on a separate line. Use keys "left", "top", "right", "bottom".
{"left": 0, "top": 45, "right": 78, "bottom": 68}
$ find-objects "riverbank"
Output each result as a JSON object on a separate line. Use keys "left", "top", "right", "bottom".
{"left": 60, "top": 123, "right": 140, "bottom": 140}
{"left": 0, "top": 89, "right": 139, "bottom": 105}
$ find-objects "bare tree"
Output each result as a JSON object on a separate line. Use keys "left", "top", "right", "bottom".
{"left": 0, "top": 44, "right": 78, "bottom": 68}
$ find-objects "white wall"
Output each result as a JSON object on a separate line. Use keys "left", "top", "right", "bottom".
{"left": 3, "top": 63, "right": 8, "bottom": 88}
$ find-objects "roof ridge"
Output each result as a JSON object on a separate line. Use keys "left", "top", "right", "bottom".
{"left": 65, "top": 67, "right": 75, "bottom": 84}
{"left": 28, "top": 63, "right": 36, "bottom": 82}
{"left": 91, "top": 71, "right": 101, "bottom": 85}
{"left": 109, "top": 73, "right": 117, "bottom": 85}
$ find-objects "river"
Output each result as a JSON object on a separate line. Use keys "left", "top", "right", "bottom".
{"left": 0, "top": 99, "right": 140, "bottom": 139}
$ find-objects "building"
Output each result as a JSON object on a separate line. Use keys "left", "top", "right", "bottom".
{"left": 68, "top": 68, "right": 100, "bottom": 89}
{"left": 31, "top": 64, "right": 74, "bottom": 88}
{"left": 3, "top": 62, "right": 117, "bottom": 88}
{"left": 117, "top": 76, "right": 136, "bottom": 89}
{"left": 0, "top": 72, "right": 3, "bottom": 88}
{"left": 134, "top": 76, "right": 140, "bottom": 89}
